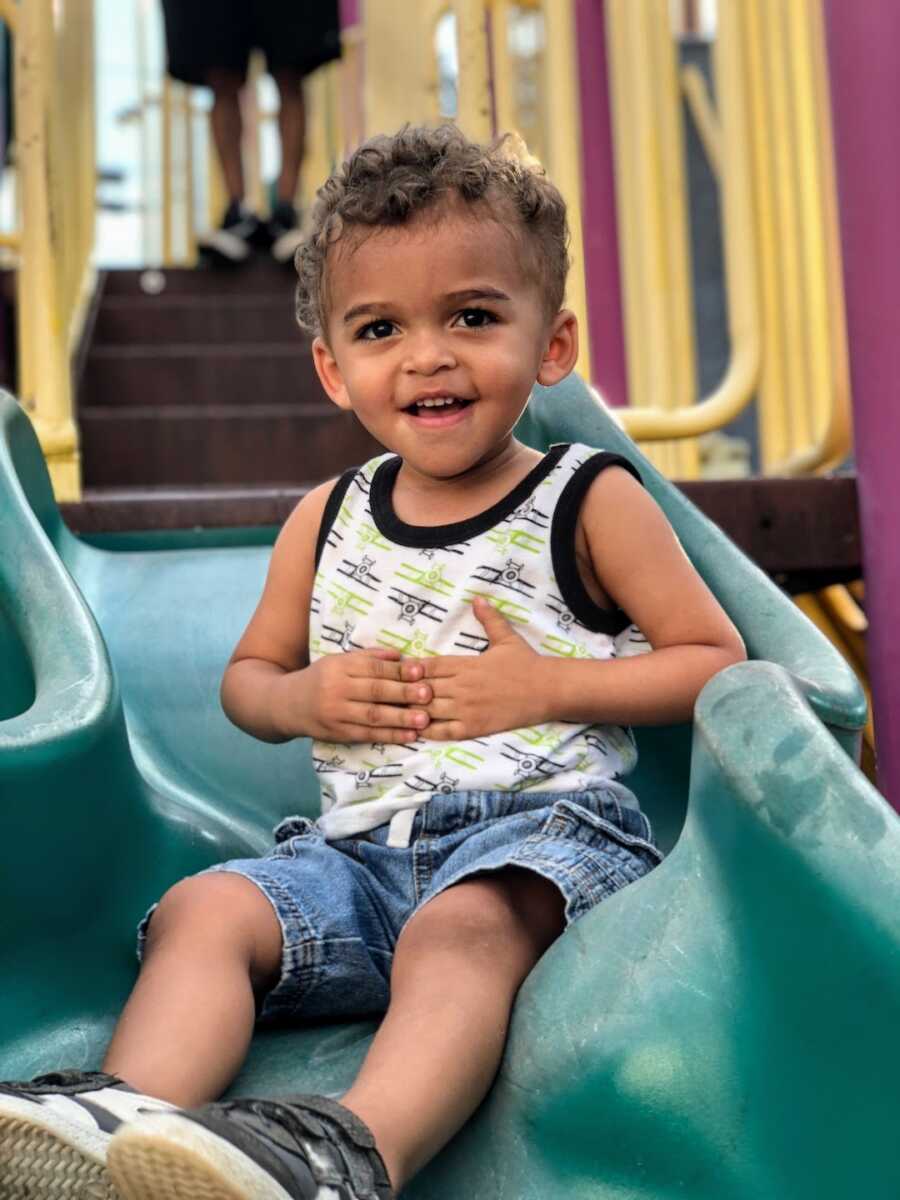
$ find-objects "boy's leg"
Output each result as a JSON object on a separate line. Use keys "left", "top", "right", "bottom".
{"left": 342, "top": 868, "right": 565, "bottom": 1192}
{"left": 103, "top": 868, "right": 562, "bottom": 1200}
{"left": 0, "top": 872, "right": 281, "bottom": 1198}
{"left": 103, "top": 872, "right": 283, "bottom": 1107}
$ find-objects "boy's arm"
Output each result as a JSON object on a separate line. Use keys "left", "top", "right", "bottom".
{"left": 221, "top": 480, "right": 431, "bottom": 744}
{"left": 541, "top": 465, "right": 747, "bottom": 725}
{"left": 421, "top": 467, "right": 746, "bottom": 738}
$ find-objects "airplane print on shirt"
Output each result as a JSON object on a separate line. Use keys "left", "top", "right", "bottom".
{"left": 470, "top": 558, "right": 536, "bottom": 599}
{"left": 387, "top": 588, "right": 449, "bottom": 626}
{"left": 337, "top": 555, "right": 383, "bottom": 592}
{"left": 308, "top": 445, "right": 647, "bottom": 837}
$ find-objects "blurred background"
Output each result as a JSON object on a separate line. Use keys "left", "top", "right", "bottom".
{"left": 0, "top": 0, "right": 892, "bottom": 787}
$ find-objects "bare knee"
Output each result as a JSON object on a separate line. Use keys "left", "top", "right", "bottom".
{"left": 272, "top": 68, "right": 304, "bottom": 102}
{"left": 145, "top": 874, "right": 283, "bottom": 991}
{"left": 206, "top": 69, "right": 244, "bottom": 103}
{"left": 396, "top": 871, "right": 565, "bottom": 989}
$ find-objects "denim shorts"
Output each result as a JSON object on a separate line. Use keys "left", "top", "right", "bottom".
{"left": 137, "top": 787, "right": 662, "bottom": 1024}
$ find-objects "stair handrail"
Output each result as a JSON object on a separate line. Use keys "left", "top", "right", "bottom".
{"left": 4, "top": 0, "right": 97, "bottom": 501}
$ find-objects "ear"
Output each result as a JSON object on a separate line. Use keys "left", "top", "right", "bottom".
{"left": 536, "top": 309, "right": 579, "bottom": 387}
{"left": 312, "top": 336, "right": 352, "bottom": 411}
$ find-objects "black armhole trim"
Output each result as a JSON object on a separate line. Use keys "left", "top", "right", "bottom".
{"left": 314, "top": 466, "right": 359, "bottom": 569}
{"left": 551, "top": 452, "right": 643, "bottom": 636}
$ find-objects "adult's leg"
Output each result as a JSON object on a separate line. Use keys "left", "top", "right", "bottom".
{"left": 341, "top": 869, "right": 566, "bottom": 1192}
{"left": 206, "top": 67, "right": 247, "bottom": 204}
{"left": 272, "top": 67, "right": 306, "bottom": 205}
{"left": 102, "top": 873, "right": 283, "bottom": 1108}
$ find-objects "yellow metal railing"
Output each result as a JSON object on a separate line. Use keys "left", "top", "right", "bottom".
{"left": 2, "top": 0, "right": 96, "bottom": 501}
{"left": 607, "top": 0, "right": 761, "bottom": 475}
{"left": 607, "top": 0, "right": 851, "bottom": 480}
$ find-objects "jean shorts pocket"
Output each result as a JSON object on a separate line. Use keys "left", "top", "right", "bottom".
{"left": 551, "top": 799, "right": 663, "bottom": 869}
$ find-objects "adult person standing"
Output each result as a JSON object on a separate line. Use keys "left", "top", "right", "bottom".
{"left": 160, "top": 0, "right": 340, "bottom": 264}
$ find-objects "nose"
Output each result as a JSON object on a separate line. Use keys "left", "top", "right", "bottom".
{"left": 401, "top": 328, "right": 457, "bottom": 375}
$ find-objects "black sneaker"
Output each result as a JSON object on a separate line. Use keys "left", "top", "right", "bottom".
{"left": 268, "top": 200, "right": 304, "bottom": 265}
{"left": 198, "top": 201, "right": 266, "bottom": 264}
{"left": 0, "top": 1070, "right": 173, "bottom": 1200}
{"left": 107, "top": 1093, "right": 394, "bottom": 1200}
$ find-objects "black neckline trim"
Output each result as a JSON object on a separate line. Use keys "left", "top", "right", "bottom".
{"left": 369, "top": 444, "right": 569, "bottom": 548}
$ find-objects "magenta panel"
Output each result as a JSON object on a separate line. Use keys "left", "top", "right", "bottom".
{"left": 824, "top": 0, "right": 900, "bottom": 807}
{"left": 339, "top": 0, "right": 360, "bottom": 30}
{"left": 574, "top": 0, "right": 628, "bottom": 404}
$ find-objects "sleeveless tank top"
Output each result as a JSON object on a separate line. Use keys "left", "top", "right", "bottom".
{"left": 309, "top": 443, "right": 649, "bottom": 845}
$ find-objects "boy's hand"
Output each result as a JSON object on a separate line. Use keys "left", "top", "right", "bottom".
{"left": 276, "top": 649, "right": 433, "bottom": 744}
{"left": 421, "top": 597, "right": 550, "bottom": 740}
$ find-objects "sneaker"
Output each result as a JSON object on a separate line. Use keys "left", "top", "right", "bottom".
{"left": 198, "top": 201, "right": 266, "bottom": 264}
{"left": 268, "top": 200, "right": 304, "bottom": 265}
{"left": 0, "top": 1070, "right": 173, "bottom": 1200}
{"left": 107, "top": 1093, "right": 394, "bottom": 1200}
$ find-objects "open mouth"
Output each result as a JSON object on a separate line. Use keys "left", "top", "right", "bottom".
{"left": 406, "top": 396, "right": 474, "bottom": 419}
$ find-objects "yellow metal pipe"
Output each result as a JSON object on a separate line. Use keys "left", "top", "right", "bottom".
{"left": 161, "top": 74, "right": 174, "bottom": 265}
{"left": 490, "top": 0, "right": 516, "bottom": 135}
{"left": 615, "top": 0, "right": 761, "bottom": 445}
{"left": 681, "top": 62, "right": 721, "bottom": 178}
{"left": 454, "top": 0, "right": 493, "bottom": 140}
{"left": 770, "top": 0, "right": 853, "bottom": 477}
{"left": 541, "top": 0, "right": 592, "bottom": 383}
{"left": 742, "top": 0, "right": 789, "bottom": 468}
{"left": 15, "top": 0, "right": 81, "bottom": 499}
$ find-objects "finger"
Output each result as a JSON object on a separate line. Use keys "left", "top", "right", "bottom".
{"left": 423, "top": 698, "right": 456, "bottom": 720}
{"left": 472, "top": 595, "right": 518, "bottom": 644}
{"left": 361, "top": 649, "right": 424, "bottom": 683}
{"left": 336, "top": 724, "right": 423, "bottom": 745}
{"left": 350, "top": 678, "right": 433, "bottom": 706}
{"left": 347, "top": 701, "right": 431, "bottom": 731}
{"left": 350, "top": 654, "right": 404, "bottom": 682}
{"left": 419, "top": 719, "right": 466, "bottom": 742}
{"left": 417, "top": 656, "right": 466, "bottom": 679}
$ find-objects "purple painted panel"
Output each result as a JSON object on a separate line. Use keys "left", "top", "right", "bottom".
{"left": 339, "top": 0, "right": 360, "bottom": 30}
{"left": 824, "top": 0, "right": 900, "bottom": 808}
{"left": 574, "top": 0, "right": 628, "bottom": 404}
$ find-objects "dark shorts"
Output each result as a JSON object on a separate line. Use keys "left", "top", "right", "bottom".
{"left": 161, "top": 0, "right": 341, "bottom": 86}
{"left": 138, "top": 787, "right": 662, "bottom": 1025}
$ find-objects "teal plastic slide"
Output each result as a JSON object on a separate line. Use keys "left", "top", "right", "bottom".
{"left": 2, "top": 380, "right": 898, "bottom": 1198}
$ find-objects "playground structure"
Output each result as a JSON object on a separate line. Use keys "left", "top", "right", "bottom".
{"left": 1, "top": 0, "right": 899, "bottom": 1194}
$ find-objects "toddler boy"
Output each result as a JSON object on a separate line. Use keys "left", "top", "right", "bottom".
{"left": 0, "top": 125, "right": 745, "bottom": 1200}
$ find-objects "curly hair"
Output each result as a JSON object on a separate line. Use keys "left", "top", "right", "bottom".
{"left": 294, "top": 124, "right": 570, "bottom": 338}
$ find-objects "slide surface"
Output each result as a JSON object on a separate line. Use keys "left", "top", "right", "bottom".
{"left": 1, "top": 381, "right": 897, "bottom": 1198}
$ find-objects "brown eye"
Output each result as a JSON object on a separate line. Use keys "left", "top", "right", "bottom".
{"left": 359, "top": 319, "right": 395, "bottom": 340}
{"left": 456, "top": 308, "right": 496, "bottom": 329}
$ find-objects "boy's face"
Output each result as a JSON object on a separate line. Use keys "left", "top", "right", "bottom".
{"left": 311, "top": 203, "right": 577, "bottom": 480}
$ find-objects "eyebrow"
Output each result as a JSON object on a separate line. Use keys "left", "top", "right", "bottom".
{"left": 341, "top": 287, "right": 512, "bottom": 325}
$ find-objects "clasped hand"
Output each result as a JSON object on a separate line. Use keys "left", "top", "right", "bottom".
{"left": 292, "top": 596, "right": 546, "bottom": 743}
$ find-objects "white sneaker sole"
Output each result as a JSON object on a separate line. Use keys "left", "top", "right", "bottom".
{"left": 107, "top": 1113, "right": 295, "bottom": 1200}
{"left": 271, "top": 228, "right": 303, "bottom": 264}
{"left": 0, "top": 1095, "right": 116, "bottom": 1200}
{"left": 197, "top": 229, "right": 252, "bottom": 263}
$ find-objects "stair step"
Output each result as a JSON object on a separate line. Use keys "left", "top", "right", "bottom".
{"left": 63, "top": 483, "right": 310, "bottom": 534}
{"left": 79, "top": 405, "right": 382, "bottom": 488}
{"left": 93, "top": 295, "right": 301, "bottom": 345}
{"left": 101, "top": 263, "right": 297, "bottom": 297}
{"left": 81, "top": 343, "right": 321, "bottom": 408}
